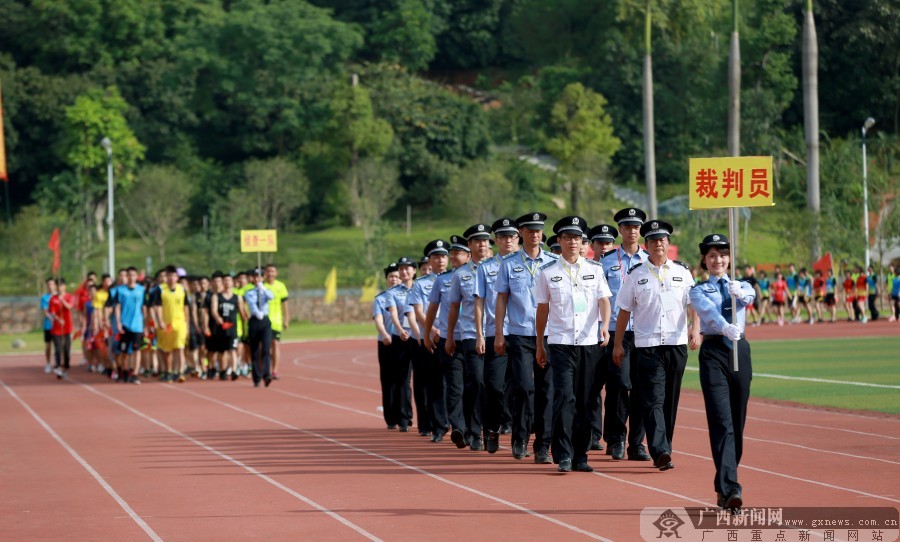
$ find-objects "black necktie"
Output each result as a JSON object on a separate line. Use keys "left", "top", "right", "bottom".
{"left": 719, "top": 279, "right": 733, "bottom": 324}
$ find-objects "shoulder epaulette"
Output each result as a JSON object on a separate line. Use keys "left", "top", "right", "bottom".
{"left": 415, "top": 275, "right": 432, "bottom": 282}
{"left": 503, "top": 251, "right": 519, "bottom": 260}
{"left": 542, "top": 250, "right": 559, "bottom": 259}
{"left": 539, "top": 260, "right": 556, "bottom": 271}
{"left": 376, "top": 290, "right": 387, "bottom": 297}
{"left": 673, "top": 260, "right": 690, "bottom": 270}
{"left": 439, "top": 269, "right": 454, "bottom": 276}
{"left": 602, "top": 249, "right": 617, "bottom": 258}
{"left": 585, "top": 259, "right": 601, "bottom": 266}
{"left": 627, "top": 262, "right": 643, "bottom": 274}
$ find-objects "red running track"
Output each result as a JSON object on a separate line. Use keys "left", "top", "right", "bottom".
{"left": 1, "top": 327, "right": 898, "bottom": 541}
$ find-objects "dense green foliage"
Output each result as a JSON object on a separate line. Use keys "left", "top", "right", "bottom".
{"left": 0, "top": 0, "right": 898, "bottom": 293}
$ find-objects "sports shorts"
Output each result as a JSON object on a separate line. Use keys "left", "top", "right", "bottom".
{"left": 118, "top": 330, "right": 143, "bottom": 354}
{"left": 158, "top": 324, "right": 188, "bottom": 352}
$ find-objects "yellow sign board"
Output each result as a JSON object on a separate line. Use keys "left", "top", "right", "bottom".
{"left": 689, "top": 156, "right": 775, "bottom": 210}
{"left": 240, "top": 230, "right": 278, "bottom": 253}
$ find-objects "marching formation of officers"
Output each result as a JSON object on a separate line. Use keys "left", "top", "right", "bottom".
{"left": 372, "top": 208, "right": 753, "bottom": 512}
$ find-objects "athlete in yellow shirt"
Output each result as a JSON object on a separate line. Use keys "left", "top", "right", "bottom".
{"left": 265, "top": 264, "right": 290, "bottom": 379}
{"left": 156, "top": 266, "right": 190, "bottom": 382}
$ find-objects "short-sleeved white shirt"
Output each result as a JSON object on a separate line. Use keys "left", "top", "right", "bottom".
{"left": 534, "top": 256, "right": 612, "bottom": 346}
{"left": 615, "top": 259, "right": 693, "bottom": 347}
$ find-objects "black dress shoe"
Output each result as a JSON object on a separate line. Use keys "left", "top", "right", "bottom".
{"left": 512, "top": 440, "right": 526, "bottom": 460}
{"left": 470, "top": 438, "right": 483, "bottom": 451}
{"left": 558, "top": 458, "right": 573, "bottom": 472}
{"left": 590, "top": 439, "right": 604, "bottom": 451}
{"left": 574, "top": 462, "right": 594, "bottom": 472}
{"left": 659, "top": 461, "right": 675, "bottom": 471}
{"left": 725, "top": 489, "right": 743, "bottom": 510}
{"left": 398, "top": 425, "right": 410, "bottom": 433}
{"left": 534, "top": 450, "right": 552, "bottom": 464}
{"left": 387, "top": 424, "right": 397, "bottom": 430}
{"left": 610, "top": 442, "right": 625, "bottom": 460}
{"left": 450, "top": 429, "right": 467, "bottom": 449}
{"left": 717, "top": 493, "right": 727, "bottom": 508}
{"left": 264, "top": 376, "right": 272, "bottom": 387}
{"left": 418, "top": 430, "right": 430, "bottom": 437}
{"left": 500, "top": 423, "right": 512, "bottom": 435}
{"left": 654, "top": 452, "right": 672, "bottom": 470}
{"left": 486, "top": 431, "right": 500, "bottom": 454}
{"left": 431, "top": 432, "right": 445, "bottom": 443}
{"left": 627, "top": 445, "right": 652, "bottom": 461}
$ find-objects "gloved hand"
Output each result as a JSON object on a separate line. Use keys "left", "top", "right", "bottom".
{"left": 723, "top": 323, "right": 742, "bottom": 341}
{"left": 727, "top": 280, "right": 743, "bottom": 298}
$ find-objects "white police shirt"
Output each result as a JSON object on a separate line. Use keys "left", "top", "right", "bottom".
{"left": 534, "top": 256, "right": 612, "bottom": 346}
{"left": 615, "top": 259, "right": 693, "bottom": 347}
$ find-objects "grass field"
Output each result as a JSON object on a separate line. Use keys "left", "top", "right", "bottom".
{"left": 682, "top": 336, "right": 900, "bottom": 415}
{"left": 4, "top": 325, "right": 896, "bottom": 414}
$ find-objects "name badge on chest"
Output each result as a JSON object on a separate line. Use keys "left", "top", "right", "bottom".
{"left": 573, "top": 291, "right": 588, "bottom": 314}
{"left": 661, "top": 290, "right": 678, "bottom": 313}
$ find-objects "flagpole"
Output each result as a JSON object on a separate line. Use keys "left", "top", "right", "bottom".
{"left": 728, "top": 208, "right": 739, "bottom": 371}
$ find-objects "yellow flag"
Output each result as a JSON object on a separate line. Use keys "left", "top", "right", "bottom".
{"left": 324, "top": 267, "right": 337, "bottom": 305}
{"left": 359, "top": 271, "right": 379, "bottom": 303}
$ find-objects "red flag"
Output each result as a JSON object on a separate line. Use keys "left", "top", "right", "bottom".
{"left": 812, "top": 252, "right": 833, "bottom": 276}
{"left": 48, "top": 228, "right": 60, "bottom": 274}
{"left": 0, "top": 79, "right": 8, "bottom": 181}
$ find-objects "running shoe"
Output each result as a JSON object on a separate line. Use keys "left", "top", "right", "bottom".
{"left": 44, "top": 363, "right": 52, "bottom": 374}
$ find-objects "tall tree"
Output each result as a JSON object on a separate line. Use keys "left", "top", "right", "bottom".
{"left": 642, "top": 0, "right": 658, "bottom": 218}
{"left": 802, "top": 0, "right": 821, "bottom": 258}
{"left": 727, "top": 0, "right": 741, "bottom": 157}
{"left": 545, "top": 83, "right": 621, "bottom": 212}
{"left": 119, "top": 164, "right": 194, "bottom": 262}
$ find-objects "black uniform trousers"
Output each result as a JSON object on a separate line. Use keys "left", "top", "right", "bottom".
{"left": 589, "top": 344, "right": 607, "bottom": 442}
{"left": 549, "top": 343, "right": 600, "bottom": 465}
{"left": 604, "top": 330, "right": 646, "bottom": 450}
{"left": 635, "top": 344, "right": 687, "bottom": 461}
{"left": 249, "top": 316, "right": 272, "bottom": 384}
{"left": 430, "top": 339, "right": 450, "bottom": 436}
{"left": 388, "top": 335, "right": 413, "bottom": 429}
{"left": 409, "top": 340, "right": 431, "bottom": 433}
{"left": 441, "top": 338, "right": 484, "bottom": 442}
{"left": 482, "top": 336, "right": 509, "bottom": 437}
{"left": 868, "top": 293, "right": 880, "bottom": 321}
{"left": 507, "top": 334, "right": 553, "bottom": 453}
{"left": 376, "top": 341, "right": 394, "bottom": 426}
{"left": 699, "top": 336, "right": 752, "bottom": 497}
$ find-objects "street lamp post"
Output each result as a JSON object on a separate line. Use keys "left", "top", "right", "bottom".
{"left": 100, "top": 137, "right": 115, "bottom": 275}
{"left": 861, "top": 117, "right": 875, "bottom": 270}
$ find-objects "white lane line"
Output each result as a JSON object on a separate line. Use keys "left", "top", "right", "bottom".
{"left": 679, "top": 406, "right": 900, "bottom": 441}
{"left": 274, "top": 387, "right": 382, "bottom": 418}
{"left": 292, "top": 358, "right": 379, "bottom": 379}
{"left": 748, "top": 400, "right": 900, "bottom": 423}
{"left": 287, "top": 374, "right": 380, "bottom": 395}
{"left": 270, "top": 375, "right": 900, "bottom": 505}
{"left": 168, "top": 386, "right": 614, "bottom": 542}
{"left": 680, "top": 425, "right": 900, "bottom": 466}
{"left": 0, "top": 380, "right": 163, "bottom": 542}
{"left": 74, "top": 381, "right": 382, "bottom": 542}
{"left": 672, "top": 449, "right": 900, "bottom": 504}
{"left": 684, "top": 366, "right": 900, "bottom": 389}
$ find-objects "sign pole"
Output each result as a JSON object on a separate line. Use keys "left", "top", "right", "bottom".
{"left": 728, "top": 207, "right": 739, "bottom": 371}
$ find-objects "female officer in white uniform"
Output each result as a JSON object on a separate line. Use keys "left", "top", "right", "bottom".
{"left": 688, "top": 233, "right": 754, "bottom": 512}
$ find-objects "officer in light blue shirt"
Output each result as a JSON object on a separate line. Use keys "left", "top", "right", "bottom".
{"left": 688, "top": 233, "right": 754, "bottom": 512}
{"left": 599, "top": 207, "right": 651, "bottom": 461}
{"left": 494, "top": 212, "right": 558, "bottom": 463}
{"left": 407, "top": 240, "right": 451, "bottom": 442}
{"left": 384, "top": 257, "right": 417, "bottom": 432}
{"left": 444, "top": 226, "right": 492, "bottom": 450}
{"left": 475, "top": 217, "right": 518, "bottom": 453}
{"left": 373, "top": 263, "right": 400, "bottom": 429}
